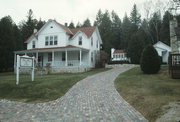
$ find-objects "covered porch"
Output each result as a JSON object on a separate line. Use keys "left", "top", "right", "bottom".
{"left": 14, "top": 46, "right": 90, "bottom": 73}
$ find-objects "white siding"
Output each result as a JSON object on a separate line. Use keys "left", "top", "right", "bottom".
{"left": 27, "top": 38, "right": 37, "bottom": 49}
{"left": 69, "top": 32, "right": 90, "bottom": 49}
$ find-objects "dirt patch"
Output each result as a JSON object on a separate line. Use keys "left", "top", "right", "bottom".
{"left": 155, "top": 101, "right": 180, "bottom": 122}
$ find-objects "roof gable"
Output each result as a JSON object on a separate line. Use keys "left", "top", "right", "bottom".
{"left": 153, "top": 41, "right": 171, "bottom": 51}
{"left": 24, "top": 34, "right": 37, "bottom": 43}
{"left": 70, "top": 26, "right": 96, "bottom": 38}
{"left": 114, "top": 50, "right": 125, "bottom": 54}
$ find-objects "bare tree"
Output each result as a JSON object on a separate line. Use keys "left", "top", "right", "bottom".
{"left": 142, "top": 0, "right": 169, "bottom": 43}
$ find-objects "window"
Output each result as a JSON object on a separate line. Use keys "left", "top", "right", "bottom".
{"left": 54, "top": 36, "right": 58, "bottom": 45}
{"left": 96, "top": 40, "right": 98, "bottom": 48}
{"left": 50, "top": 36, "right": 53, "bottom": 45}
{"left": 91, "top": 52, "right": 93, "bottom": 62}
{"left": 45, "top": 35, "right": 58, "bottom": 46}
{"left": 45, "top": 36, "right": 49, "bottom": 46}
{"left": 62, "top": 52, "right": 65, "bottom": 61}
{"left": 91, "top": 37, "right": 93, "bottom": 46}
{"left": 32, "top": 41, "right": 35, "bottom": 48}
{"left": 48, "top": 53, "right": 52, "bottom": 62}
{"left": 113, "top": 54, "right": 115, "bottom": 58}
{"left": 79, "top": 36, "right": 82, "bottom": 45}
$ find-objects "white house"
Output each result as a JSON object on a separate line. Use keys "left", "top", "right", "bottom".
{"left": 111, "top": 48, "right": 129, "bottom": 62}
{"left": 14, "top": 19, "right": 102, "bottom": 73}
{"left": 153, "top": 41, "right": 171, "bottom": 63}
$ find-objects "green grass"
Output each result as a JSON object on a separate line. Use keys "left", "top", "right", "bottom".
{"left": 115, "top": 66, "right": 180, "bottom": 122}
{"left": 0, "top": 68, "right": 109, "bottom": 103}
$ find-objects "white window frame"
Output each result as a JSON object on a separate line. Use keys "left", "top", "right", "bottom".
{"left": 79, "top": 36, "right": 82, "bottom": 45}
{"left": 91, "top": 37, "right": 93, "bottom": 46}
{"left": 32, "top": 40, "right": 35, "bottom": 48}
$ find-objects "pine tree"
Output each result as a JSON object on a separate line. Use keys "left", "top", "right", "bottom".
{"left": 127, "top": 33, "right": 145, "bottom": 64}
{"left": 76, "top": 22, "right": 82, "bottom": 28}
{"left": 130, "top": 4, "right": 141, "bottom": 31}
{"left": 36, "top": 18, "right": 45, "bottom": 30}
{"left": 20, "top": 9, "right": 38, "bottom": 48}
{"left": 0, "top": 16, "right": 22, "bottom": 72}
{"left": 68, "top": 22, "right": 75, "bottom": 28}
{"left": 82, "top": 18, "right": 91, "bottom": 27}
{"left": 111, "top": 11, "right": 122, "bottom": 49}
{"left": 121, "top": 14, "right": 131, "bottom": 50}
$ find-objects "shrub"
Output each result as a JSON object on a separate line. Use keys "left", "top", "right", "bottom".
{"left": 140, "top": 45, "right": 161, "bottom": 74}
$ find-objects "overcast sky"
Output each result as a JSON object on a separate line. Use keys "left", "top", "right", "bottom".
{"left": 0, "top": 0, "right": 169, "bottom": 25}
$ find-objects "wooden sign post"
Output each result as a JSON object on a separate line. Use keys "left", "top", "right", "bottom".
{"left": 16, "top": 55, "right": 35, "bottom": 85}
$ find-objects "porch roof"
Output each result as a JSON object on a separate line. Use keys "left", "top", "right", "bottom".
{"left": 14, "top": 45, "right": 89, "bottom": 54}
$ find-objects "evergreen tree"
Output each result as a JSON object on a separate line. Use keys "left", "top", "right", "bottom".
{"left": 121, "top": 14, "right": 131, "bottom": 50}
{"left": 76, "top": 22, "right": 82, "bottom": 28}
{"left": 94, "top": 9, "right": 103, "bottom": 26}
{"left": 130, "top": 4, "right": 141, "bottom": 31}
{"left": 94, "top": 10, "right": 112, "bottom": 54}
{"left": 140, "top": 45, "right": 161, "bottom": 74}
{"left": 0, "top": 16, "right": 22, "bottom": 72}
{"left": 127, "top": 33, "right": 145, "bottom": 64}
{"left": 82, "top": 18, "right": 91, "bottom": 27}
{"left": 68, "top": 22, "right": 75, "bottom": 28}
{"left": 20, "top": 9, "right": 38, "bottom": 48}
{"left": 111, "top": 11, "right": 122, "bottom": 49}
{"left": 36, "top": 18, "right": 45, "bottom": 30}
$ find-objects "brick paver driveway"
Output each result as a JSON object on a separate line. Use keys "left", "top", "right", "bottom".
{"left": 0, "top": 65, "right": 148, "bottom": 122}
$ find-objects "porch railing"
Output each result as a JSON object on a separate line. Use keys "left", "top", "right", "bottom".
{"left": 53, "top": 60, "right": 83, "bottom": 67}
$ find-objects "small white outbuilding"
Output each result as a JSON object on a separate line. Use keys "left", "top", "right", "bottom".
{"left": 153, "top": 41, "right": 171, "bottom": 63}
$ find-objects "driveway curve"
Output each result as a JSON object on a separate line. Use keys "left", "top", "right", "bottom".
{"left": 0, "top": 65, "right": 148, "bottom": 122}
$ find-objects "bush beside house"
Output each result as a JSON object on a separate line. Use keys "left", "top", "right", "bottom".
{"left": 140, "top": 45, "right": 161, "bottom": 74}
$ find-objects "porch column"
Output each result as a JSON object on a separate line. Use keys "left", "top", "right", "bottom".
{"left": 14, "top": 53, "right": 16, "bottom": 71}
{"left": 36, "top": 52, "right": 38, "bottom": 63}
{"left": 65, "top": 50, "right": 67, "bottom": 66}
{"left": 52, "top": 51, "right": 54, "bottom": 66}
{"left": 80, "top": 49, "right": 82, "bottom": 66}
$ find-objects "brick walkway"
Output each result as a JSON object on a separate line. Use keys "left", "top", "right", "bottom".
{"left": 0, "top": 65, "right": 148, "bottom": 122}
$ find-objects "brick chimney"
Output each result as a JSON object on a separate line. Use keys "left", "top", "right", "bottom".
{"left": 169, "top": 17, "right": 179, "bottom": 54}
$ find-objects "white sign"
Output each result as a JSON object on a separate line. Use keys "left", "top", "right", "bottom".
{"left": 16, "top": 55, "right": 35, "bottom": 85}
{"left": 20, "top": 57, "right": 33, "bottom": 67}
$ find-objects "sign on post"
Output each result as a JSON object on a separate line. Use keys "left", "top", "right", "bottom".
{"left": 16, "top": 55, "right": 35, "bottom": 85}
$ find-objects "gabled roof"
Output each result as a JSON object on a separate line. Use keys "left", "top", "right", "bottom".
{"left": 153, "top": 41, "right": 171, "bottom": 51}
{"left": 24, "top": 20, "right": 99, "bottom": 43}
{"left": 70, "top": 26, "right": 96, "bottom": 38}
{"left": 114, "top": 50, "right": 125, "bottom": 54}
{"left": 24, "top": 34, "right": 37, "bottom": 43}
{"left": 54, "top": 20, "right": 73, "bottom": 35}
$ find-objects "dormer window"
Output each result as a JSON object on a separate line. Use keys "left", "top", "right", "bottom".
{"left": 91, "top": 37, "right": 93, "bottom": 46}
{"left": 32, "top": 40, "right": 35, "bottom": 48}
{"left": 79, "top": 36, "right": 82, "bottom": 45}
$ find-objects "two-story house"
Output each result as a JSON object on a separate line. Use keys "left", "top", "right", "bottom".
{"left": 14, "top": 19, "right": 102, "bottom": 73}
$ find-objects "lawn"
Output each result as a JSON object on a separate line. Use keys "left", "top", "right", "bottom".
{"left": 0, "top": 68, "right": 109, "bottom": 103}
{"left": 115, "top": 66, "right": 180, "bottom": 122}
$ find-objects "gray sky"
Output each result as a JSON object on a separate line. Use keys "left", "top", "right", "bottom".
{"left": 0, "top": 0, "right": 169, "bottom": 25}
